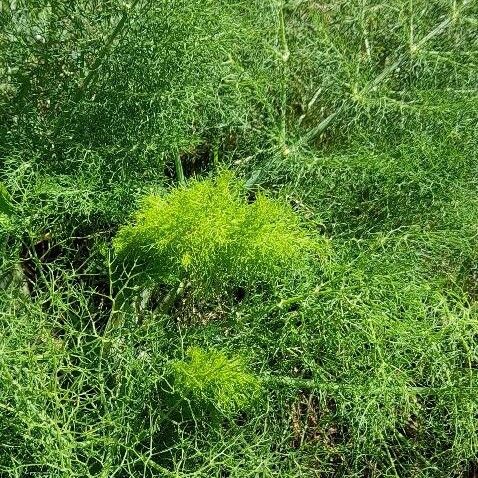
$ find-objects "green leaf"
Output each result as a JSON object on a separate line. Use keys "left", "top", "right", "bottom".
{"left": 0, "top": 183, "right": 13, "bottom": 217}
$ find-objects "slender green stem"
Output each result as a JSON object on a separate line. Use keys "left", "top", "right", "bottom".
{"left": 278, "top": 0, "right": 289, "bottom": 154}
{"left": 174, "top": 153, "right": 186, "bottom": 186}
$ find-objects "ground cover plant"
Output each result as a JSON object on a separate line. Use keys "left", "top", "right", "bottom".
{"left": 0, "top": 0, "right": 477, "bottom": 476}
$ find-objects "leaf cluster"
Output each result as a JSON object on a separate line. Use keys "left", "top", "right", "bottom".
{"left": 114, "top": 171, "right": 321, "bottom": 296}
{"left": 171, "top": 347, "right": 261, "bottom": 417}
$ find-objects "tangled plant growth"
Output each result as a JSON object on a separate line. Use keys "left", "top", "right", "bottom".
{"left": 1, "top": 0, "right": 478, "bottom": 476}
{"left": 0, "top": 0, "right": 278, "bottom": 235}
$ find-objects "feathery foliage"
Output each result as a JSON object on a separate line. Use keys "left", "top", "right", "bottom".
{"left": 171, "top": 347, "right": 261, "bottom": 417}
{"left": 114, "top": 171, "right": 320, "bottom": 296}
{"left": 0, "top": 0, "right": 477, "bottom": 476}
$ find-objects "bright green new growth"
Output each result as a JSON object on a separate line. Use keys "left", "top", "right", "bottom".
{"left": 171, "top": 347, "right": 261, "bottom": 416}
{"left": 114, "top": 172, "right": 319, "bottom": 295}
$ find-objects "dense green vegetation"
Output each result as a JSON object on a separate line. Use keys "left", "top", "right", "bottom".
{"left": 1, "top": 0, "right": 477, "bottom": 476}
{"left": 113, "top": 171, "right": 319, "bottom": 299}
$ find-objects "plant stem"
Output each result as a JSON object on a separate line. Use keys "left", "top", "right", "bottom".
{"left": 174, "top": 153, "right": 185, "bottom": 186}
